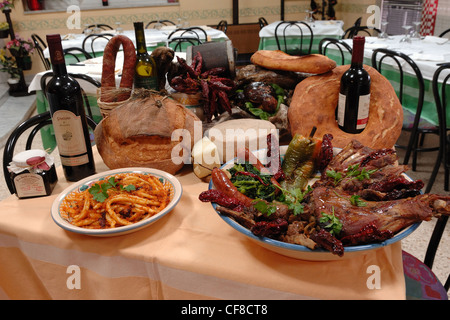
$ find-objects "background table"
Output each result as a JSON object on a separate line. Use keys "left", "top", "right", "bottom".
{"left": 0, "top": 147, "right": 407, "bottom": 299}
{"left": 43, "top": 26, "right": 228, "bottom": 59}
{"left": 258, "top": 20, "right": 345, "bottom": 54}
{"left": 324, "top": 36, "right": 450, "bottom": 126}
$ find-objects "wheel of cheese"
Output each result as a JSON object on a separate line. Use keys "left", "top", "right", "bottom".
{"left": 288, "top": 65, "right": 403, "bottom": 149}
{"left": 206, "top": 119, "right": 278, "bottom": 163}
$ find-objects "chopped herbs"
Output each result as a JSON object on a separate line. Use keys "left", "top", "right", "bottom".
{"left": 88, "top": 177, "right": 136, "bottom": 203}
{"left": 326, "top": 164, "right": 377, "bottom": 186}
{"left": 320, "top": 207, "right": 343, "bottom": 236}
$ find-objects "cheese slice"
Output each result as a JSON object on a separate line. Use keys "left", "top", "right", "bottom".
{"left": 192, "top": 136, "right": 221, "bottom": 178}
{"left": 206, "top": 119, "right": 278, "bottom": 163}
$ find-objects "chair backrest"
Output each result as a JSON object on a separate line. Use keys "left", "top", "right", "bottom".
{"left": 439, "top": 28, "right": 450, "bottom": 38}
{"left": 318, "top": 37, "right": 352, "bottom": 65}
{"left": 2, "top": 111, "right": 97, "bottom": 194}
{"left": 83, "top": 24, "right": 114, "bottom": 34}
{"left": 63, "top": 47, "right": 93, "bottom": 63}
{"left": 81, "top": 33, "right": 114, "bottom": 57}
{"left": 40, "top": 71, "right": 101, "bottom": 121}
{"left": 145, "top": 20, "right": 176, "bottom": 29}
{"left": 274, "top": 21, "right": 313, "bottom": 55}
{"left": 167, "top": 27, "right": 207, "bottom": 52}
{"left": 371, "top": 48, "right": 425, "bottom": 107}
{"left": 31, "top": 34, "right": 51, "bottom": 70}
{"left": 426, "top": 63, "right": 450, "bottom": 193}
{"left": 425, "top": 64, "right": 450, "bottom": 292}
{"left": 216, "top": 20, "right": 228, "bottom": 34}
{"left": 258, "top": 17, "right": 268, "bottom": 29}
{"left": 343, "top": 26, "right": 381, "bottom": 39}
{"left": 168, "top": 37, "right": 202, "bottom": 52}
{"left": 168, "top": 27, "right": 208, "bottom": 42}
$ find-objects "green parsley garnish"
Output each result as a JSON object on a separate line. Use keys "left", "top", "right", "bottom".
{"left": 253, "top": 200, "right": 277, "bottom": 217}
{"left": 320, "top": 207, "right": 343, "bottom": 236}
{"left": 88, "top": 176, "right": 136, "bottom": 203}
{"left": 326, "top": 164, "right": 377, "bottom": 186}
{"left": 275, "top": 185, "right": 311, "bottom": 216}
{"left": 349, "top": 195, "right": 366, "bottom": 207}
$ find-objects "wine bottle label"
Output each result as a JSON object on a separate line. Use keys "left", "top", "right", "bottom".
{"left": 60, "top": 154, "right": 90, "bottom": 166}
{"left": 337, "top": 93, "right": 370, "bottom": 130}
{"left": 52, "top": 110, "right": 89, "bottom": 164}
{"left": 135, "top": 75, "right": 158, "bottom": 90}
{"left": 14, "top": 173, "right": 46, "bottom": 198}
{"left": 356, "top": 93, "right": 370, "bottom": 130}
{"left": 337, "top": 93, "right": 347, "bottom": 127}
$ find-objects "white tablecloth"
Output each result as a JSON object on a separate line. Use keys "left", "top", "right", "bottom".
{"left": 259, "top": 20, "right": 345, "bottom": 38}
{"left": 43, "top": 26, "right": 228, "bottom": 58}
{"left": 29, "top": 51, "right": 186, "bottom": 94}
{"left": 345, "top": 35, "right": 450, "bottom": 81}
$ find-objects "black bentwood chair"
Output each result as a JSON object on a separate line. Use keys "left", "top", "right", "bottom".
{"left": 31, "top": 33, "right": 51, "bottom": 70}
{"left": 82, "top": 33, "right": 114, "bottom": 58}
{"left": 371, "top": 48, "right": 440, "bottom": 171}
{"left": 2, "top": 111, "right": 97, "bottom": 195}
{"left": 274, "top": 21, "right": 313, "bottom": 56}
{"left": 145, "top": 20, "right": 176, "bottom": 29}
{"left": 426, "top": 63, "right": 450, "bottom": 193}
{"left": 63, "top": 47, "right": 93, "bottom": 63}
{"left": 318, "top": 37, "right": 352, "bottom": 65}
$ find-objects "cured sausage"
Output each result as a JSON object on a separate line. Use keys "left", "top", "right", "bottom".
{"left": 101, "top": 35, "right": 136, "bottom": 102}
{"left": 211, "top": 168, "right": 254, "bottom": 207}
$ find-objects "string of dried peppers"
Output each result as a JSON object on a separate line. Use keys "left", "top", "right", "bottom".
{"left": 169, "top": 52, "right": 235, "bottom": 122}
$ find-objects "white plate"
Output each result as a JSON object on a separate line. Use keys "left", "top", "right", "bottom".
{"left": 209, "top": 146, "right": 420, "bottom": 261}
{"left": 51, "top": 168, "right": 182, "bottom": 237}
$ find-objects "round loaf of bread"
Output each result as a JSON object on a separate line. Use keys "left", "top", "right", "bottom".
{"left": 94, "top": 94, "right": 200, "bottom": 174}
{"left": 250, "top": 50, "right": 337, "bottom": 74}
{"left": 288, "top": 65, "right": 403, "bottom": 149}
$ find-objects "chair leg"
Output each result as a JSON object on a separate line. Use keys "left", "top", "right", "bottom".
{"left": 425, "top": 148, "right": 442, "bottom": 193}
{"left": 424, "top": 216, "right": 448, "bottom": 269}
{"left": 403, "top": 131, "right": 416, "bottom": 168}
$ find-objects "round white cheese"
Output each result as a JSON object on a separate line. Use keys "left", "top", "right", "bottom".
{"left": 206, "top": 119, "right": 278, "bottom": 163}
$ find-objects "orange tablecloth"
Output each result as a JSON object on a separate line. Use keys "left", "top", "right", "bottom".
{"left": 0, "top": 149, "right": 406, "bottom": 300}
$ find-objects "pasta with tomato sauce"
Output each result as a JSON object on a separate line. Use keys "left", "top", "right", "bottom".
{"left": 60, "top": 173, "right": 172, "bottom": 229}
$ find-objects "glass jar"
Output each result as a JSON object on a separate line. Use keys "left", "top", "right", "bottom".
{"left": 8, "top": 149, "right": 58, "bottom": 199}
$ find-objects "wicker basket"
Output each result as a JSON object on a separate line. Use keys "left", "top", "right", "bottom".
{"left": 97, "top": 87, "right": 132, "bottom": 118}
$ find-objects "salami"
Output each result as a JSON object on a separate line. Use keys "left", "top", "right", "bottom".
{"left": 101, "top": 35, "right": 136, "bottom": 102}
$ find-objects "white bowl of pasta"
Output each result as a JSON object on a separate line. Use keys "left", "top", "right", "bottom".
{"left": 51, "top": 168, "right": 182, "bottom": 237}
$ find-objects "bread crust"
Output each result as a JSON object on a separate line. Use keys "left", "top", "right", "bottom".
{"left": 250, "top": 50, "right": 337, "bottom": 74}
{"left": 94, "top": 94, "right": 200, "bottom": 174}
{"left": 288, "top": 65, "right": 403, "bottom": 149}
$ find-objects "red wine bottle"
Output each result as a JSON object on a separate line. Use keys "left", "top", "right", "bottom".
{"left": 46, "top": 34, "right": 96, "bottom": 182}
{"left": 336, "top": 36, "right": 371, "bottom": 134}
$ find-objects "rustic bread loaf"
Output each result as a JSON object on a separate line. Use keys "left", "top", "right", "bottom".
{"left": 250, "top": 50, "right": 336, "bottom": 74}
{"left": 288, "top": 65, "right": 403, "bottom": 149}
{"left": 94, "top": 94, "right": 200, "bottom": 174}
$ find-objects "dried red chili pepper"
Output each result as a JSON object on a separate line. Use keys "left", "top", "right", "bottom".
{"left": 198, "top": 189, "right": 244, "bottom": 211}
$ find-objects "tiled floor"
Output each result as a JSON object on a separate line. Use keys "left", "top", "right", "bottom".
{"left": 0, "top": 90, "right": 448, "bottom": 299}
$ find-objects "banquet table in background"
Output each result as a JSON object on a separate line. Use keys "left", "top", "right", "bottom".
{"left": 258, "top": 20, "right": 345, "bottom": 54}
{"left": 43, "top": 26, "right": 229, "bottom": 60}
{"left": 0, "top": 148, "right": 407, "bottom": 300}
{"left": 324, "top": 35, "right": 450, "bottom": 127}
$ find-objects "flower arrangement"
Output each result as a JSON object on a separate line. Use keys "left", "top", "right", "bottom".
{"left": 0, "top": 0, "right": 15, "bottom": 11}
{"left": 0, "top": 22, "right": 9, "bottom": 30}
{"left": 6, "top": 34, "right": 35, "bottom": 56}
{"left": 0, "top": 48, "right": 20, "bottom": 78}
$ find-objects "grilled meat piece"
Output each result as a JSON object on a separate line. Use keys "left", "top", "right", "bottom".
{"left": 308, "top": 186, "right": 450, "bottom": 239}
{"left": 314, "top": 139, "right": 424, "bottom": 200}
